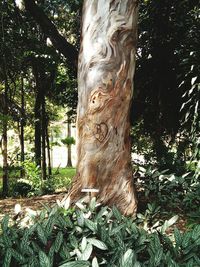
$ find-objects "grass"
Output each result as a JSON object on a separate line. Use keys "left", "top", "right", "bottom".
{"left": 51, "top": 167, "right": 76, "bottom": 191}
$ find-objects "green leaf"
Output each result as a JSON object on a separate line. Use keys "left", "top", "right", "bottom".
{"left": 80, "top": 243, "right": 93, "bottom": 260}
{"left": 84, "top": 219, "right": 97, "bottom": 232}
{"left": 182, "top": 232, "right": 191, "bottom": 248}
{"left": 45, "top": 216, "right": 56, "bottom": 236}
{"left": 154, "top": 248, "right": 163, "bottom": 266}
{"left": 161, "top": 215, "right": 178, "bottom": 233}
{"left": 81, "top": 237, "right": 87, "bottom": 252}
{"left": 1, "top": 215, "right": 9, "bottom": 232}
{"left": 3, "top": 248, "right": 12, "bottom": 267}
{"left": 121, "top": 249, "right": 134, "bottom": 267}
{"left": 76, "top": 210, "right": 85, "bottom": 227}
{"left": 92, "top": 257, "right": 99, "bottom": 267}
{"left": 54, "top": 231, "right": 63, "bottom": 253}
{"left": 112, "top": 206, "right": 122, "bottom": 221}
{"left": 174, "top": 228, "right": 182, "bottom": 247}
{"left": 37, "top": 225, "right": 47, "bottom": 245}
{"left": 39, "top": 251, "right": 50, "bottom": 267}
{"left": 87, "top": 238, "right": 107, "bottom": 250}
{"left": 10, "top": 248, "right": 25, "bottom": 263}
{"left": 89, "top": 197, "right": 97, "bottom": 212}
{"left": 59, "top": 260, "right": 90, "bottom": 267}
{"left": 69, "top": 235, "right": 78, "bottom": 249}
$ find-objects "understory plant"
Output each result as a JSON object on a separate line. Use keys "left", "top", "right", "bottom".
{"left": 0, "top": 199, "right": 200, "bottom": 267}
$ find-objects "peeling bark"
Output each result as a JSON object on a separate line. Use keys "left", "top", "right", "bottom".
{"left": 67, "top": 0, "right": 138, "bottom": 215}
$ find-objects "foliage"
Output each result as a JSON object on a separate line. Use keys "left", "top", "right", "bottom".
{"left": 135, "top": 164, "right": 200, "bottom": 220}
{"left": 0, "top": 200, "right": 200, "bottom": 267}
{"left": 132, "top": 0, "right": 200, "bottom": 166}
{"left": 61, "top": 137, "right": 75, "bottom": 146}
{"left": 0, "top": 167, "right": 75, "bottom": 198}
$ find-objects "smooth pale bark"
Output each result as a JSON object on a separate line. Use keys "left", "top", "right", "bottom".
{"left": 67, "top": 0, "right": 138, "bottom": 215}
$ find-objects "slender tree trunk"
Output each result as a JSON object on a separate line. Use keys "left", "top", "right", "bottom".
{"left": 20, "top": 76, "right": 25, "bottom": 177}
{"left": 2, "top": 80, "right": 8, "bottom": 196}
{"left": 67, "top": 0, "right": 138, "bottom": 215}
{"left": 41, "top": 94, "right": 47, "bottom": 180}
{"left": 46, "top": 121, "right": 52, "bottom": 177}
{"left": 34, "top": 89, "right": 42, "bottom": 167}
{"left": 67, "top": 119, "right": 72, "bottom": 167}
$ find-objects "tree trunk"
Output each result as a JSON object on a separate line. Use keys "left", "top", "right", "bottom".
{"left": 41, "top": 94, "right": 47, "bottom": 180}
{"left": 2, "top": 80, "right": 9, "bottom": 196}
{"left": 67, "top": 0, "right": 138, "bottom": 215}
{"left": 46, "top": 121, "right": 52, "bottom": 177}
{"left": 34, "top": 89, "right": 42, "bottom": 167}
{"left": 20, "top": 76, "right": 25, "bottom": 177}
{"left": 67, "top": 119, "right": 72, "bottom": 167}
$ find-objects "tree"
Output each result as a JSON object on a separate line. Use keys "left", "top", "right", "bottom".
{"left": 64, "top": 0, "right": 138, "bottom": 215}
{"left": 24, "top": 0, "right": 138, "bottom": 215}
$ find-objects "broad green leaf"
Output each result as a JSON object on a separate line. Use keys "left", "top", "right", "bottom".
{"left": 80, "top": 243, "right": 93, "bottom": 260}
{"left": 54, "top": 231, "right": 63, "bottom": 252}
{"left": 59, "top": 260, "right": 90, "bottom": 267}
{"left": 121, "top": 249, "right": 134, "bottom": 267}
{"left": 112, "top": 206, "right": 122, "bottom": 221}
{"left": 39, "top": 251, "right": 50, "bottom": 267}
{"left": 87, "top": 238, "right": 107, "bottom": 250}
{"left": 36, "top": 225, "right": 47, "bottom": 245}
{"left": 81, "top": 237, "right": 87, "bottom": 252}
{"left": 3, "top": 248, "right": 12, "bottom": 267}
{"left": 1, "top": 215, "right": 9, "bottom": 232}
{"left": 84, "top": 219, "right": 97, "bottom": 232}
{"left": 161, "top": 215, "right": 178, "bottom": 233}
{"left": 92, "top": 257, "right": 99, "bottom": 267}
{"left": 174, "top": 228, "right": 182, "bottom": 247}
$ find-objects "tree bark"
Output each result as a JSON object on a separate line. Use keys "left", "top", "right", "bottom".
{"left": 2, "top": 80, "right": 9, "bottom": 196}
{"left": 46, "top": 121, "right": 52, "bottom": 177}
{"left": 34, "top": 88, "right": 42, "bottom": 167}
{"left": 67, "top": 0, "right": 138, "bottom": 215}
{"left": 41, "top": 94, "right": 47, "bottom": 180}
{"left": 20, "top": 76, "right": 25, "bottom": 178}
{"left": 67, "top": 119, "right": 72, "bottom": 167}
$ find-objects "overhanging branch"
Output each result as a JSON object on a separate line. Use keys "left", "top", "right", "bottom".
{"left": 23, "top": 0, "right": 78, "bottom": 71}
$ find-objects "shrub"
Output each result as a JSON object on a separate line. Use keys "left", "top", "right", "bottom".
{"left": 0, "top": 200, "right": 200, "bottom": 267}
{"left": 12, "top": 179, "right": 33, "bottom": 197}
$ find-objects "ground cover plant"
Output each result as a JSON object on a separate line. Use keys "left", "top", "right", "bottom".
{"left": 0, "top": 199, "right": 200, "bottom": 267}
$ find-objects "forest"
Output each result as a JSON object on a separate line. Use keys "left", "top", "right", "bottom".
{"left": 0, "top": 0, "right": 199, "bottom": 266}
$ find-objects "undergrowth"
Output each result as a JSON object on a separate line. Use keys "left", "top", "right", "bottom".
{"left": 0, "top": 199, "right": 200, "bottom": 267}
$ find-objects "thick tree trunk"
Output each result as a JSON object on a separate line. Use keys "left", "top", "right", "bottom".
{"left": 67, "top": 119, "right": 72, "bottom": 167}
{"left": 67, "top": 0, "right": 138, "bottom": 215}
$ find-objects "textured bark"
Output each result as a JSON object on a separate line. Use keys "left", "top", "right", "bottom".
{"left": 67, "top": 0, "right": 138, "bottom": 215}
